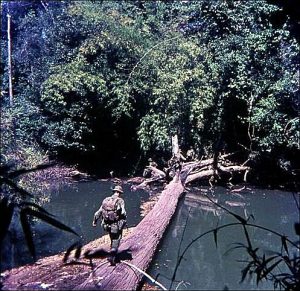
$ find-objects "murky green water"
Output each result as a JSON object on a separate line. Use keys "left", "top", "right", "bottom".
{"left": 148, "top": 186, "right": 299, "bottom": 290}
{"left": 2, "top": 182, "right": 299, "bottom": 291}
{"left": 1, "top": 180, "right": 149, "bottom": 271}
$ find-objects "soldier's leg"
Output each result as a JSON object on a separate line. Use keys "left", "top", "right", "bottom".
{"left": 108, "top": 223, "right": 122, "bottom": 266}
{"left": 111, "top": 227, "right": 123, "bottom": 251}
{"left": 108, "top": 232, "right": 122, "bottom": 266}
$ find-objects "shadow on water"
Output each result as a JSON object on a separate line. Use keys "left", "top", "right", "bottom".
{"left": 1, "top": 180, "right": 149, "bottom": 272}
{"left": 148, "top": 186, "right": 299, "bottom": 290}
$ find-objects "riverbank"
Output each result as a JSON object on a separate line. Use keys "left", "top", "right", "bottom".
{"left": 1, "top": 228, "right": 160, "bottom": 291}
{"left": 2, "top": 172, "right": 298, "bottom": 290}
{"left": 1, "top": 228, "right": 131, "bottom": 290}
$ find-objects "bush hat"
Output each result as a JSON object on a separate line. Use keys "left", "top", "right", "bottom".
{"left": 112, "top": 185, "right": 124, "bottom": 193}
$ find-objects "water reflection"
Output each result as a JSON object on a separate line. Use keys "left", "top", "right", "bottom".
{"left": 149, "top": 187, "right": 299, "bottom": 290}
{"left": 2, "top": 182, "right": 298, "bottom": 290}
{"left": 1, "top": 180, "right": 149, "bottom": 271}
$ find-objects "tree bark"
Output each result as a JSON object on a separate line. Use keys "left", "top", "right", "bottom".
{"left": 133, "top": 166, "right": 166, "bottom": 190}
{"left": 185, "top": 165, "right": 249, "bottom": 184}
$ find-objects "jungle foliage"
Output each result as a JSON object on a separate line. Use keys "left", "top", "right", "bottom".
{"left": 0, "top": 1, "right": 299, "bottom": 288}
{"left": 1, "top": 0, "right": 299, "bottom": 181}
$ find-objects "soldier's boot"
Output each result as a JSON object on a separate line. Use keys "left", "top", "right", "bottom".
{"left": 108, "top": 247, "right": 117, "bottom": 266}
{"left": 108, "top": 236, "right": 120, "bottom": 266}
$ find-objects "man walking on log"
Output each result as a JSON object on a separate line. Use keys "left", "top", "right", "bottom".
{"left": 92, "top": 185, "right": 127, "bottom": 265}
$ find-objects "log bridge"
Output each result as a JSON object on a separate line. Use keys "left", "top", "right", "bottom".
{"left": 77, "top": 153, "right": 249, "bottom": 290}
{"left": 77, "top": 176, "right": 184, "bottom": 290}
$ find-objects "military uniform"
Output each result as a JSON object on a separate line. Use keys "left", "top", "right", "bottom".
{"left": 166, "top": 152, "right": 185, "bottom": 180}
{"left": 186, "top": 147, "right": 196, "bottom": 161}
{"left": 93, "top": 185, "right": 127, "bottom": 264}
{"left": 143, "top": 158, "right": 158, "bottom": 177}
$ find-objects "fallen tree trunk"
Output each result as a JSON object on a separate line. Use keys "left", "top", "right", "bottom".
{"left": 77, "top": 151, "right": 250, "bottom": 290}
{"left": 134, "top": 153, "right": 240, "bottom": 190}
{"left": 133, "top": 166, "right": 166, "bottom": 190}
{"left": 185, "top": 169, "right": 215, "bottom": 184}
{"left": 182, "top": 153, "right": 236, "bottom": 171}
{"left": 185, "top": 165, "right": 250, "bottom": 184}
{"left": 76, "top": 175, "right": 185, "bottom": 290}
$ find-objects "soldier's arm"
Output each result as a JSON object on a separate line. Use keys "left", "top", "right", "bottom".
{"left": 92, "top": 206, "right": 103, "bottom": 226}
{"left": 117, "top": 199, "right": 127, "bottom": 219}
{"left": 180, "top": 153, "right": 186, "bottom": 161}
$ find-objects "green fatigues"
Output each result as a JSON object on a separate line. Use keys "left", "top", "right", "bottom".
{"left": 186, "top": 149, "right": 196, "bottom": 161}
{"left": 143, "top": 161, "right": 158, "bottom": 177}
{"left": 93, "top": 193, "right": 127, "bottom": 252}
{"left": 166, "top": 153, "right": 185, "bottom": 180}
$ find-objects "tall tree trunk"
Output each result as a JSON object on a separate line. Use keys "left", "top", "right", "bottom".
{"left": 7, "top": 13, "right": 13, "bottom": 107}
{"left": 171, "top": 134, "right": 179, "bottom": 156}
{"left": 7, "top": 12, "right": 17, "bottom": 149}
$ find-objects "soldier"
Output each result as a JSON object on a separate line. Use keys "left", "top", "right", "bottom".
{"left": 186, "top": 146, "right": 196, "bottom": 162}
{"left": 143, "top": 157, "right": 158, "bottom": 178}
{"left": 166, "top": 150, "right": 186, "bottom": 180}
{"left": 148, "top": 157, "right": 158, "bottom": 168}
{"left": 92, "top": 185, "right": 127, "bottom": 265}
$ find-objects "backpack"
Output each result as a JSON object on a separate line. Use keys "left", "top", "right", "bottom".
{"left": 101, "top": 196, "right": 120, "bottom": 224}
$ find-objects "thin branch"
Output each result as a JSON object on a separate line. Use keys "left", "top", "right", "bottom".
{"left": 175, "top": 280, "right": 186, "bottom": 290}
{"left": 204, "top": 192, "right": 299, "bottom": 248}
{"left": 122, "top": 261, "right": 167, "bottom": 290}
{"left": 40, "top": 0, "right": 48, "bottom": 11}
{"left": 178, "top": 208, "right": 191, "bottom": 258}
{"left": 248, "top": 93, "right": 255, "bottom": 152}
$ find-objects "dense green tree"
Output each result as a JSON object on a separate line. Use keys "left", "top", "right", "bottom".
{"left": 1, "top": 0, "right": 299, "bottom": 180}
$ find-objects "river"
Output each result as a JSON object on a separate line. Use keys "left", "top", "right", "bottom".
{"left": 1, "top": 181, "right": 299, "bottom": 290}
{"left": 148, "top": 186, "right": 299, "bottom": 290}
{"left": 1, "top": 180, "right": 149, "bottom": 271}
